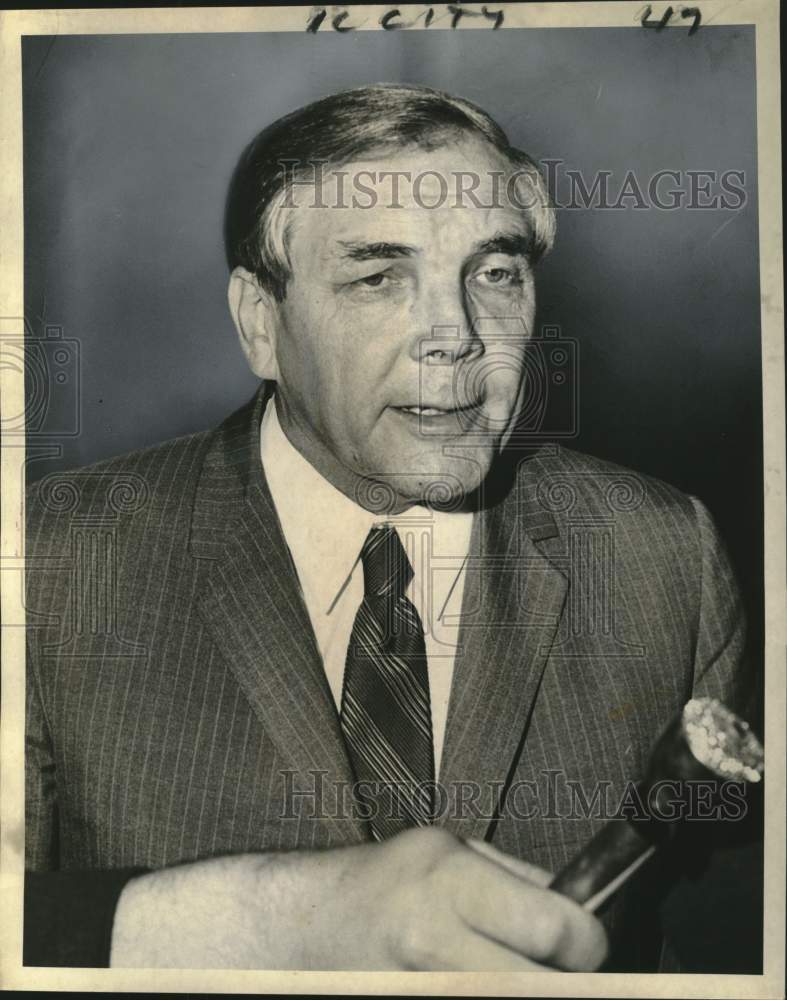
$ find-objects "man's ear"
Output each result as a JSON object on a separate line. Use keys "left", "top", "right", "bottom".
{"left": 227, "top": 266, "right": 281, "bottom": 381}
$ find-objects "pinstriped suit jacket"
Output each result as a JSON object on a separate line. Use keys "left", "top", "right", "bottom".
{"left": 25, "top": 383, "right": 748, "bottom": 970}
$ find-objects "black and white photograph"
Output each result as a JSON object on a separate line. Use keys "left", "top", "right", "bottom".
{"left": 0, "top": 1, "right": 784, "bottom": 994}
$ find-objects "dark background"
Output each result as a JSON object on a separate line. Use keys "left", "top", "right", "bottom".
{"left": 22, "top": 24, "right": 763, "bottom": 972}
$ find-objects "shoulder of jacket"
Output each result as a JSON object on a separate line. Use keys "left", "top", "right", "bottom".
{"left": 520, "top": 443, "right": 696, "bottom": 514}
{"left": 25, "top": 426, "right": 216, "bottom": 539}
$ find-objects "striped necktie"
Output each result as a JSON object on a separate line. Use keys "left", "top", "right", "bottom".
{"left": 340, "top": 524, "right": 435, "bottom": 840}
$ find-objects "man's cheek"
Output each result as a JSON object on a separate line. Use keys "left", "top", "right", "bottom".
{"left": 479, "top": 365, "right": 525, "bottom": 406}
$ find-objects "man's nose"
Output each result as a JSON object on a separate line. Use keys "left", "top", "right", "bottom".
{"left": 409, "top": 280, "right": 482, "bottom": 365}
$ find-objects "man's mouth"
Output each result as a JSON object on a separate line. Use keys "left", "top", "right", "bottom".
{"left": 394, "top": 402, "right": 480, "bottom": 417}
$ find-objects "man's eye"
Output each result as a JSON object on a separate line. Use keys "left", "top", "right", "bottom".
{"left": 357, "top": 272, "right": 387, "bottom": 288}
{"left": 341, "top": 269, "right": 402, "bottom": 298}
{"left": 476, "top": 267, "right": 516, "bottom": 286}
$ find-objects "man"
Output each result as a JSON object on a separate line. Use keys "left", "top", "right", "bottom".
{"left": 24, "top": 84, "right": 749, "bottom": 971}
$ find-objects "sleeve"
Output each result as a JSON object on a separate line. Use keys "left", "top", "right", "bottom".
{"left": 25, "top": 632, "right": 59, "bottom": 871}
{"left": 24, "top": 869, "right": 147, "bottom": 967}
{"left": 657, "top": 495, "right": 762, "bottom": 974}
{"left": 25, "top": 634, "right": 148, "bottom": 967}
{"left": 687, "top": 495, "right": 754, "bottom": 721}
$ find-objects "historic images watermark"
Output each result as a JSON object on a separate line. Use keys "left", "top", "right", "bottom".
{"left": 2, "top": 317, "right": 84, "bottom": 630}
{"left": 274, "top": 161, "right": 748, "bottom": 212}
{"left": 542, "top": 160, "right": 747, "bottom": 211}
{"left": 279, "top": 768, "right": 752, "bottom": 824}
{"left": 1, "top": 319, "right": 81, "bottom": 439}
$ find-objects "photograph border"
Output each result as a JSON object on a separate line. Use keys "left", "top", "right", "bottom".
{"left": 1, "top": 2, "right": 783, "bottom": 996}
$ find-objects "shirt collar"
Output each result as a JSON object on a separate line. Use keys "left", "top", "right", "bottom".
{"left": 260, "top": 393, "right": 473, "bottom": 617}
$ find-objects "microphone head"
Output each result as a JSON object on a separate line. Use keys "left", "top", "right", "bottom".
{"left": 682, "top": 697, "right": 764, "bottom": 783}
{"left": 644, "top": 696, "right": 764, "bottom": 803}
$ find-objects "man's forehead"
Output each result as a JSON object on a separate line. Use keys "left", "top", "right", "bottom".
{"left": 286, "top": 138, "right": 528, "bottom": 208}
{"left": 284, "top": 142, "right": 532, "bottom": 257}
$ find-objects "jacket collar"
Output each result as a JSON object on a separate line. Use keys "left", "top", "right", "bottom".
{"left": 437, "top": 451, "right": 569, "bottom": 840}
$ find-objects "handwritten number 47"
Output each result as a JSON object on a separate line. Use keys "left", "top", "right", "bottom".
{"left": 640, "top": 5, "right": 702, "bottom": 33}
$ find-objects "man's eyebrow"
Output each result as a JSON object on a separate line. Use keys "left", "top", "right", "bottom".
{"left": 472, "top": 232, "right": 533, "bottom": 257}
{"left": 335, "top": 240, "right": 418, "bottom": 261}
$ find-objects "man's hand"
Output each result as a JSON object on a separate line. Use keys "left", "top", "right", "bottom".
{"left": 110, "top": 826, "right": 607, "bottom": 970}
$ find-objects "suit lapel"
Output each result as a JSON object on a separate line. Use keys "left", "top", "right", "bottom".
{"left": 439, "top": 453, "right": 569, "bottom": 841}
{"left": 189, "top": 385, "right": 365, "bottom": 844}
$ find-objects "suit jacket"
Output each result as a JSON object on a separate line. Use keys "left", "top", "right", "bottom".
{"left": 24, "top": 384, "right": 749, "bottom": 969}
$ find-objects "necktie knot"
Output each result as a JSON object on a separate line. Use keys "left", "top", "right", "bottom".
{"left": 360, "top": 524, "right": 413, "bottom": 601}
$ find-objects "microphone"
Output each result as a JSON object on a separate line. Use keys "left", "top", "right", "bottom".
{"left": 549, "top": 697, "right": 764, "bottom": 912}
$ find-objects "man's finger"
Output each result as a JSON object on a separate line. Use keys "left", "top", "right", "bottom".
{"left": 408, "top": 922, "right": 552, "bottom": 972}
{"left": 464, "top": 837, "right": 553, "bottom": 887}
{"left": 452, "top": 846, "right": 608, "bottom": 971}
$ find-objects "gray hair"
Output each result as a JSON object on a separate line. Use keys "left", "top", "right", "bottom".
{"left": 224, "top": 83, "right": 556, "bottom": 300}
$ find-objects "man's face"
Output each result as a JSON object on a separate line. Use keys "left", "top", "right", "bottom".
{"left": 259, "top": 138, "right": 537, "bottom": 509}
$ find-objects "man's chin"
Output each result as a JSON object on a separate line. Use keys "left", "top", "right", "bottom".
{"left": 353, "top": 460, "right": 491, "bottom": 514}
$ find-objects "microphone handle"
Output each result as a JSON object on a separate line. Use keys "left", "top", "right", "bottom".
{"left": 549, "top": 814, "right": 658, "bottom": 912}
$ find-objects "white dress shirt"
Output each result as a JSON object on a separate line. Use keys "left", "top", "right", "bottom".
{"left": 260, "top": 396, "right": 473, "bottom": 780}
